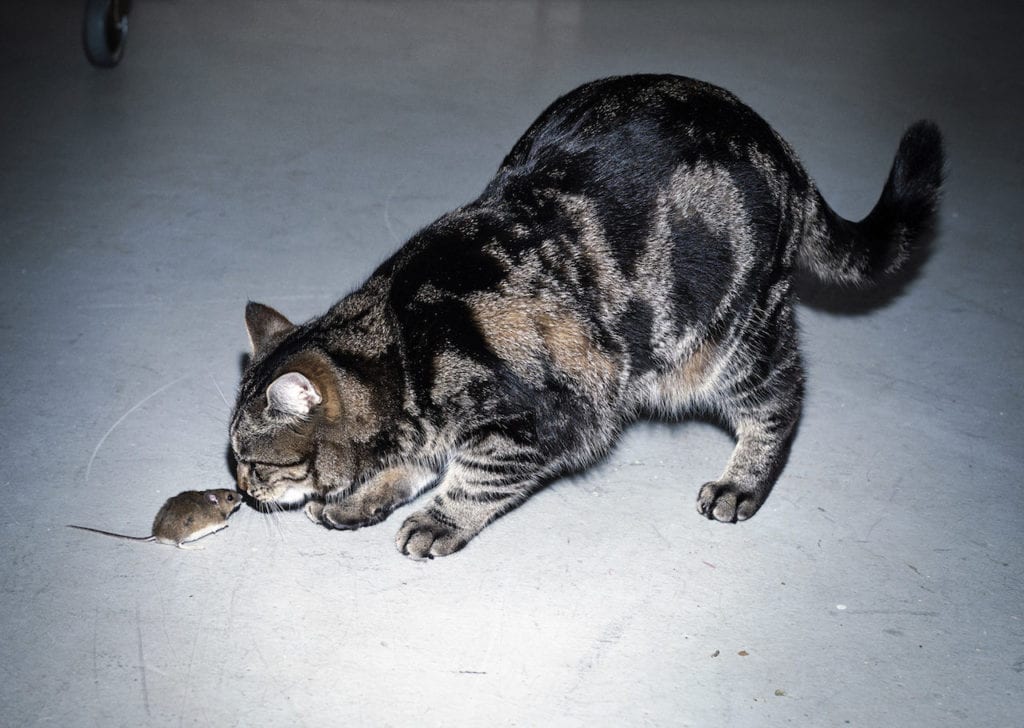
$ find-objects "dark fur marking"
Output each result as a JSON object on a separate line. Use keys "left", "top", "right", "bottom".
{"left": 669, "top": 217, "right": 734, "bottom": 327}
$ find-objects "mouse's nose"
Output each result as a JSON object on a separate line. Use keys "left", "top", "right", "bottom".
{"left": 236, "top": 462, "right": 252, "bottom": 494}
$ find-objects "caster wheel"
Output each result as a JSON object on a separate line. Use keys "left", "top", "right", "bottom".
{"left": 83, "top": 0, "right": 131, "bottom": 68}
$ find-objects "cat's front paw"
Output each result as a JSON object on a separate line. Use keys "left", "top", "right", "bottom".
{"left": 696, "top": 480, "right": 761, "bottom": 522}
{"left": 304, "top": 498, "right": 389, "bottom": 530}
{"left": 395, "top": 511, "right": 470, "bottom": 560}
{"left": 318, "top": 499, "right": 392, "bottom": 530}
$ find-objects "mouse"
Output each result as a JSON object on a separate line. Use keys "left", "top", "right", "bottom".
{"left": 67, "top": 489, "right": 243, "bottom": 549}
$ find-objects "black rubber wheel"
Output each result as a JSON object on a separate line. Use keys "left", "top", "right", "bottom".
{"left": 83, "top": 0, "right": 131, "bottom": 68}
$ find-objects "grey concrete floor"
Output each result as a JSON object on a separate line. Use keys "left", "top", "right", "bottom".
{"left": 2, "top": 1, "right": 1022, "bottom": 726}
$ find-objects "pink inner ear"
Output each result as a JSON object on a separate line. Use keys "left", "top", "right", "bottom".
{"left": 206, "top": 492, "right": 218, "bottom": 503}
{"left": 267, "top": 372, "right": 321, "bottom": 415}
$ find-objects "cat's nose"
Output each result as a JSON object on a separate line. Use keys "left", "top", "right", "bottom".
{"left": 236, "top": 462, "right": 252, "bottom": 494}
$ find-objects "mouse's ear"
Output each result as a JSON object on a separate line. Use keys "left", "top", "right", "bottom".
{"left": 267, "top": 372, "right": 322, "bottom": 417}
{"left": 245, "top": 302, "right": 294, "bottom": 355}
{"left": 206, "top": 492, "right": 219, "bottom": 504}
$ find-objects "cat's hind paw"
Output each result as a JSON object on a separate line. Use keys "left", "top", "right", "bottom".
{"left": 395, "top": 510, "right": 470, "bottom": 560}
{"left": 696, "top": 480, "right": 762, "bottom": 522}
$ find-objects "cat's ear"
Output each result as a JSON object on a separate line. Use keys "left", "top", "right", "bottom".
{"left": 245, "top": 302, "right": 293, "bottom": 355}
{"left": 266, "top": 372, "right": 322, "bottom": 416}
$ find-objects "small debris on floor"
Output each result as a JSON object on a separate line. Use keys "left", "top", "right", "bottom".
{"left": 711, "top": 649, "right": 720, "bottom": 657}
{"left": 775, "top": 689, "right": 786, "bottom": 697}
{"left": 738, "top": 650, "right": 749, "bottom": 656}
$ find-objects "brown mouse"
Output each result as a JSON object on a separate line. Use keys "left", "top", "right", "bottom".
{"left": 67, "top": 489, "right": 243, "bottom": 548}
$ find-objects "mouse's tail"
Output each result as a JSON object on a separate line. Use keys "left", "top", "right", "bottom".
{"left": 797, "top": 120, "right": 944, "bottom": 285}
{"left": 66, "top": 524, "right": 154, "bottom": 542}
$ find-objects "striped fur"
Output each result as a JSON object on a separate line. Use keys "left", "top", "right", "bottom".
{"left": 229, "top": 75, "right": 944, "bottom": 559}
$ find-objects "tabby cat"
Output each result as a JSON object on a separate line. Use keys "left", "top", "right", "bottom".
{"left": 230, "top": 75, "right": 943, "bottom": 559}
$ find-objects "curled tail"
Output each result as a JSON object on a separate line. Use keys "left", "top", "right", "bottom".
{"left": 798, "top": 120, "right": 945, "bottom": 285}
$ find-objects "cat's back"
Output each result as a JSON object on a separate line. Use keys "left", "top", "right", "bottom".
{"left": 381, "top": 75, "right": 793, "bottom": 363}
{"left": 486, "top": 74, "right": 790, "bottom": 200}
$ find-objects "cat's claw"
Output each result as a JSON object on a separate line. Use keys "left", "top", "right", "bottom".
{"left": 395, "top": 511, "right": 469, "bottom": 560}
{"left": 304, "top": 500, "right": 325, "bottom": 524}
{"left": 697, "top": 480, "right": 761, "bottom": 522}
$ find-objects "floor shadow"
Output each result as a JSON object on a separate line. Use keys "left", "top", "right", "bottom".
{"left": 795, "top": 225, "right": 938, "bottom": 315}
{"left": 224, "top": 442, "right": 238, "bottom": 480}
{"left": 222, "top": 352, "right": 249, "bottom": 480}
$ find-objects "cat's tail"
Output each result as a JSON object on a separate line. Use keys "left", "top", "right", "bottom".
{"left": 797, "top": 120, "right": 944, "bottom": 285}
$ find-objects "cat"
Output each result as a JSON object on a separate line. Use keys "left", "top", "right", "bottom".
{"left": 229, "top": 74, "right": 944, "bottom": 559}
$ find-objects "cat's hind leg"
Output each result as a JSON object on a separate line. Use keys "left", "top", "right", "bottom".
{"left": 696, "top": 321, "right": 804, "bottom": 522}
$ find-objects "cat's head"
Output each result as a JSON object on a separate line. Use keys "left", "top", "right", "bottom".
{"left": 229, "top": 302, "right": 395, "bottom": 506}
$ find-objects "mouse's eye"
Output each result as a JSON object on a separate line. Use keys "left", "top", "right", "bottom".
{"left": 227, "top": 494, "right": 236, "bottom": 502}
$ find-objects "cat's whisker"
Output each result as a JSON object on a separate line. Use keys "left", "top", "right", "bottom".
{"left": 209, "top": 372, "right": 231, "bottom": 409}
{"left": 85, "top": 374, "right": 189, "bottom": 484}
{"left": 258, "top": 504, "right": 274, "bottom": 539}
{"left": 269, "top": 503, "right": 287, "bottom": 542}
{"left": 257, "top": 500, "right": 289, "bottom": 544}
{"left": 198, "top": 405, "right": 229, "bottom": 427}
{"left": 382, "top": 171, "right": 413, "bottom": 244}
